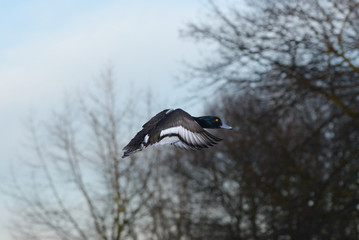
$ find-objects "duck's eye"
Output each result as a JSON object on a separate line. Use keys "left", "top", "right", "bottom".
{"left": 215, "top": 118, "right": 219, "bottom": 122}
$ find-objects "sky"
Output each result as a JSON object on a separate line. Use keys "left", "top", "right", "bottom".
{"left": 0, "top": 1, "right": 206, "bottom": 239}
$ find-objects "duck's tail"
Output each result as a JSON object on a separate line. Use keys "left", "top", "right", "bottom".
{"left": 122, "top": 129, "right": 147, "bottom": 158}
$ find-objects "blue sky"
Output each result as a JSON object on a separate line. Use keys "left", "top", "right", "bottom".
{"left": 0, "top": 1, "right": 206, "bottom": 239}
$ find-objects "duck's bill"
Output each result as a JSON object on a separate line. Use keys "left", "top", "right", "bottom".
{"left": 220, "top": 123, "right": 232, "bottom": 130}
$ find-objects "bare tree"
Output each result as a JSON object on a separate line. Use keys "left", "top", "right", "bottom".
{"left": 184, "top": 0, "right": 359, "bottom": 119}
{"left": 148, "top": 92, "right": 359, "bottom": 240}
{"left": 140, "top": 150, "right": 197, "bottom": 240}
{"left": 7, "top": 69, "right": 156, "bottom": 240}
{"left": 8, "top": 1, "right": 359, "bottom": 239}
{"left": 142, "top": 0, "right": 359, "bottom": 239}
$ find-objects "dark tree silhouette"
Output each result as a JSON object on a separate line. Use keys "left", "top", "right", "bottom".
{"left": 184, "top": 0, "right": 359, "bottom": 119}
{"left": 160, "top": 94, "right": 359, "bottom": 239}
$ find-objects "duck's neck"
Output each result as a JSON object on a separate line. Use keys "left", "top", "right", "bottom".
{"left": 194, "top": 116, "right": 213, "bottom": 128}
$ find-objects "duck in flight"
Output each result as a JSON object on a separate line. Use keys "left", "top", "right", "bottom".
{"left": 122, "top": 108, "right": 232, "bottom": 158}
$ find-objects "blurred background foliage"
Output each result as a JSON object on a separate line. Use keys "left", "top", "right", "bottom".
{"left": 7, "top": 0, "right": 359, "bottom": 239}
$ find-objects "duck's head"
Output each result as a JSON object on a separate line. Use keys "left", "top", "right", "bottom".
{"left": 195, "top": 116, "right": 232, "bottom": 129}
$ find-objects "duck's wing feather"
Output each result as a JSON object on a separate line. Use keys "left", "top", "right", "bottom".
{"left": 122, "top": 129, "right": 146, "bottom": 157}
{"left": 156, "top": 109, "right": 222, "bottom": 149}
{"left": 142, "top": 109, "right": 171, "bottom": 128}
{"left": 122, "top": 109, "right": 172, "bottom": 157}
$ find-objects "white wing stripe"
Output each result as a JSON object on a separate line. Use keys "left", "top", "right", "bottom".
{"left": 190, "top": 130, "right": 198, "bottom": 146}
{"left": 144, "top": 134, "right": 149, "bottom": 143}
{"left": 160, "top": 125, "right": 217, "bottom": 148}
{"left": 192, "top": 133, "right": 204, "bottom": 146}
{"left": 160, "top": 126, "right": 181, "bottom": 137}
{"left": 184, "top": 128, "right": 191, "bottom": 145}
{"left": 190, "top": 130, "right": 197, "bottom": 145}
{"left": 198, "top": 134, "right": 207, "bottom": 145}
{"left": 187, "top": 129, "right": 195, "bottom": 146}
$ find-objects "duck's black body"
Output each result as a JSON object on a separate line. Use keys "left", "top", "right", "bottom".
{"left": 122, "top": 108, "right": 232, "bottom": 158}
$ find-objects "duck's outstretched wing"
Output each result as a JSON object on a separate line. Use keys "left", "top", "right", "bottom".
{"left": 122, "top": 109, "right": 172, "bottom": 158}
{"left": 122, "top": 129, "right": 147, "bottom": 158}
{"left": 142, "top": 109, "right": 171, "bottom": 128}
{"left": 155, "top": 109, "right": 222, "bottom": 150}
